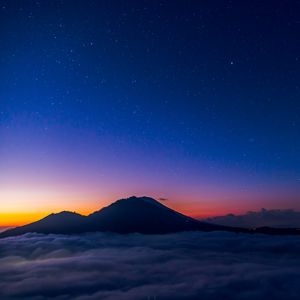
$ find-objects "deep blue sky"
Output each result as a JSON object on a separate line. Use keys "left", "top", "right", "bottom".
{"left": 1, "top": 0, "right": 300, "bottom": 224}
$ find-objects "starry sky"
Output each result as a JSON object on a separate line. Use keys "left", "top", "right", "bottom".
{"left": 1, "top": 0, "right": 300, "bottom": 226}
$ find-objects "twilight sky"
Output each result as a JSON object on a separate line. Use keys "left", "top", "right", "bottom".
{"left": 1, "top": 0, "right": 300, "bottom": 226}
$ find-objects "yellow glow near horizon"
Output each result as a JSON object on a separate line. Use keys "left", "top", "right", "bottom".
{"left": 0, "top": 212, "right": 49, "bottom": 227}
{"left": 0, "top": 187, "right": 107, "bottom": 226}
{"left": 2, "top": 185, "right": 282, "bottom": 227}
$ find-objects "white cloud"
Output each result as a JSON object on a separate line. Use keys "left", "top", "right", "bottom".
{"left": 0, "top": 232, "right": 300, "bottom": 299}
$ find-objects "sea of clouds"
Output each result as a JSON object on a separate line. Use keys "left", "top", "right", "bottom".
{"left": 0, "top": 231, "right": 300, "bottom": 300}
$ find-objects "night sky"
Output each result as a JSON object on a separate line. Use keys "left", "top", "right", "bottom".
{"left": 1, "top": 0, "right": 300, "bottom": 226}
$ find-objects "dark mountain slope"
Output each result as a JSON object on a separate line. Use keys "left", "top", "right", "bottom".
{"left": 86, "top": 196, "right": 224, "bottom": 234}
{"left": 0, "top": 211, "right": 86, "bottom": 238}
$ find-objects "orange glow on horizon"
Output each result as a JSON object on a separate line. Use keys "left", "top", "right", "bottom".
{"left": 0, "top": 212, "right": 49, "bottom": 227}
{"left": 0, "top": 204, "right": 234, "bottom": 227}
{"left": 0, "top": 204, "right": 112, "bottom": 227}
{"left": 1, "top": 188, "right": 292, "bottom": 227}
{"left": 0, "top": 207, "right": 103, "bottom": 227}
{"left": 0, "top": 186, "right": 112, "bottom": 226}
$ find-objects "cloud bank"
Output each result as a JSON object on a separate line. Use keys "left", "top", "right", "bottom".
{"left": 203, "top": 208, "right": 300, "bottom": 228}
{"left": 0, "top": 231, "right": 300, "bottom": 299}
{"left": 0, "top": 227, "right": 11, "bottom": 233}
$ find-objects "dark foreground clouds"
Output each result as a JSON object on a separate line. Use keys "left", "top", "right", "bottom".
{"left": 203, "top": 209, "right": 300, "bottom": 228}
{"left": 0, "top": 232, "right": 300, "bottom": 300}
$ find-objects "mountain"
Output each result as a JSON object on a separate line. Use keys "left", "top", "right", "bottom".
{"left": 0, "top": 211, "right": 86, "bottom": 238}
{"left": 86, "top": 196, "right": 226, "bottom": 234}
{"left": 0, "top": 196, "right": 230, "bottom": 238}
{"left": 1, "top": 196, "right": 299, "bottom": 238}
{"left": 202, "top": 208, "right": 300, "bottom": 228}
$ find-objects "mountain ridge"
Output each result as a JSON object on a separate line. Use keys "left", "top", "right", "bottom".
{"left": 1, "top": 196, "right": 299, "bottom": 238}
{"left": 202, "top": 208, "right": 300, "bottom": 228}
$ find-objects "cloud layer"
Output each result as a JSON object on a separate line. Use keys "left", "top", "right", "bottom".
{"left": 203, "top": 209, "right": 300, "bottom": 228}
{"left": 1, "top": 231, "right": 300, "bottom": 299}
{"left": 0, "top": 227, "right": 11, "bottom": 233}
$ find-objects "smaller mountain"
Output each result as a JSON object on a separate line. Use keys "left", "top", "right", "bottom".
{"left": 0, "top": 211, "right": 86, "bottom": 238}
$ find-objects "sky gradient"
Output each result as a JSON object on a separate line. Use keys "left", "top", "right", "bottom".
{"left": 1, "top": 0, "right": 300, "bottom": 226}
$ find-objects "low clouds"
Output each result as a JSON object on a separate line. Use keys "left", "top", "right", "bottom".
{"left": 0, "top": 227, "right": 10, "bottom": 233}
{"left": 1, "top": 232, "right": 300, "bottom": 299}
{"left": 204, "top": 209, "right": 300, "bottom": 228}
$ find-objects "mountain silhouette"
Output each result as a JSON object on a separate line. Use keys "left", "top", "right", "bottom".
{"left": 1, "top": 196, "right": 299, "bottom": 238}
{"left": 86, "top": 196, "right": 226, "bottom": 233}
{"left": 0, "top": 211, "right": 86, "bottom": 237}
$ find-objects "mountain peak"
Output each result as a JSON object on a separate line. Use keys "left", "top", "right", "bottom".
{"left": 47, "top": 211, "right": 83, "bottom": 218}
{"left": 115, "top": 196, "right": 163, "bottom": 205}
{"left": 117, "top": 195, "right": 159, "bottom": 202}
{"left": 89, "top": 196, "right": 164, "bottom": 216}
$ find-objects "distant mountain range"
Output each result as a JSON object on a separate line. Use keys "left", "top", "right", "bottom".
{"left": 203, "top": 208, "right": 300, "bottom": 228}
{"left": 1, "top": 196, "right": 300, "bottom": 238}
